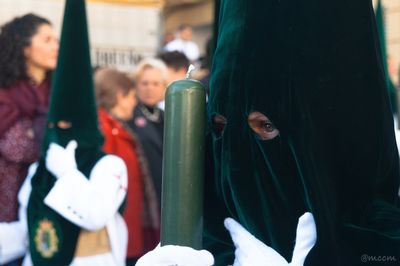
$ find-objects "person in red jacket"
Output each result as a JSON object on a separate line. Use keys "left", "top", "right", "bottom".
{"left": 94, "top": 68, "right": 160, "bottom": 266}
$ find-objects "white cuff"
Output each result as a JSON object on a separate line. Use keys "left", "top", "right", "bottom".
{"left": 44, "top": 169, "right": 91, "bottom": 228}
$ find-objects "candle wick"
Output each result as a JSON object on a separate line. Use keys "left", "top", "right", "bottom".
{"left": 186, "top": 64, "right": 196, "bottom": 79}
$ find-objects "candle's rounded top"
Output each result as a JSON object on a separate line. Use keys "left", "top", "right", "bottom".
{"left": 166, "top": 79, "right": 206, "bottom": 96}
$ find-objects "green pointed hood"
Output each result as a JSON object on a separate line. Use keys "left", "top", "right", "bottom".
{"left": 27, "top": 1, "right": 105, "bottom": 265}
{"left": 43, "top": 0, "right": 102, "bottom": 149}
{"left": 376, "top": 0, "right": 397, "bottom": 113}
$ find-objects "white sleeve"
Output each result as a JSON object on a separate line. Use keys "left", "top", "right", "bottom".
{"left": 44, "top": 155, "right": 128, "bottom": 231}
{"left": 186, "top": 42, "right": 200, "bottom": 61}
{"left": 0, "top": 163, "right": 37, "bottom": 264}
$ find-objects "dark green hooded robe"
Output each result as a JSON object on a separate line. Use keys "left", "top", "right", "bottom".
{"left": 27, "top": 1, "right": 105, "bottom": 265}
{"left": 203, "top": 0, "right": 400, "bottom": 265}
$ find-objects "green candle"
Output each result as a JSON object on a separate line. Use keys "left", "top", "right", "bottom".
{"left": 160, "top": 76, "right": 206, "bottom": 249}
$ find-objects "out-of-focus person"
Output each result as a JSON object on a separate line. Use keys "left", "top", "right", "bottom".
{"left": 95, "top": 68, "right": 160, "bottom": 265}
{"left": 158, "top": 51, "right": 190, "bottom": 110}
{"left": 159, "top": 51, "right": 190, "bottom": 84}
{"left": 128, "top": 58, "right": 168, "bottom": 213}
{"left": 162, "top": 32, "right": 175, "bottom": 47}
{"left": 0, "top": 14, "right": 58, "bottom": 263}
{"left": 164, "top": 24, "right": 200, "bottom": 62}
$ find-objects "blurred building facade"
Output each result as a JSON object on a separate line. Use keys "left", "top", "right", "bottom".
{"left": 0, "top": 0, "right": 399, "bottom": 79}
{"left": 0, "top": 0, "right": 163, "bottom": 71}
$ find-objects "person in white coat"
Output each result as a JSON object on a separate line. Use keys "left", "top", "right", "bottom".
{"left": 164, "top": 24, "right": 200, "bottom": 62}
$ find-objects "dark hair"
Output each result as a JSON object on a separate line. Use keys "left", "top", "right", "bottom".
{"left": 0, "top": 13, "right": 51, "bottom": 88}
{"left": 178, "top": 24, "right": 191, "bottom": 32}
{"left": 94, "top": 68, "right": 136, "bottom": 110}
{"left": 159, "top": 51, "right": 190, "bottom": 71}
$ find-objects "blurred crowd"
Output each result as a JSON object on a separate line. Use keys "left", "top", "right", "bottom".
{"left": 0, "top": 13, "right": 209, "bottom": 266}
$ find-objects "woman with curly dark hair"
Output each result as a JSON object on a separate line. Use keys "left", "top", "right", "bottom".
{"left": 0, "top": 13, "right": 58, "bottom": 260}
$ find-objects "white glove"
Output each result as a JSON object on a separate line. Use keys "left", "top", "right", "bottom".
{"left": 45, "top": 140, "right": 78, "bottom": 178}
{"left": 289, "top": 213, "right": 317, "bottom": 266}
{"left": 135, "top": 244, "right": 214, "bottom": 266}
{"left": 224, "top": 212, "right": 316, "bottom": 266}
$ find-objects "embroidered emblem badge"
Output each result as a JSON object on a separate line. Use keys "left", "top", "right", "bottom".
{"left": 34, "top": 218, "right": 59, "bottom": 258}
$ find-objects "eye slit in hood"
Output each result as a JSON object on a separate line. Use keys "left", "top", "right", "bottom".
{"left": 248, "top": 111, "right": 279, "bottom": 140}
{"left": 212, "top": 113, "right": 227, "bottom": 138}
{"left": 57, "top": 120, "right": 72, "bottom": 129}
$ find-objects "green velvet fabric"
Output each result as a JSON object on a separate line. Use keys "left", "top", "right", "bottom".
{"left": 27, "top": 1, "right": 105, "bottom": 265}
{"left": 204, "top": 0, "right": 400, "bottom": 265}
{"left": 43, "top": 0, "right": 103, "bottom": 150}
{"left": 376, "top": 0, "right": 397, "bottom": 114}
